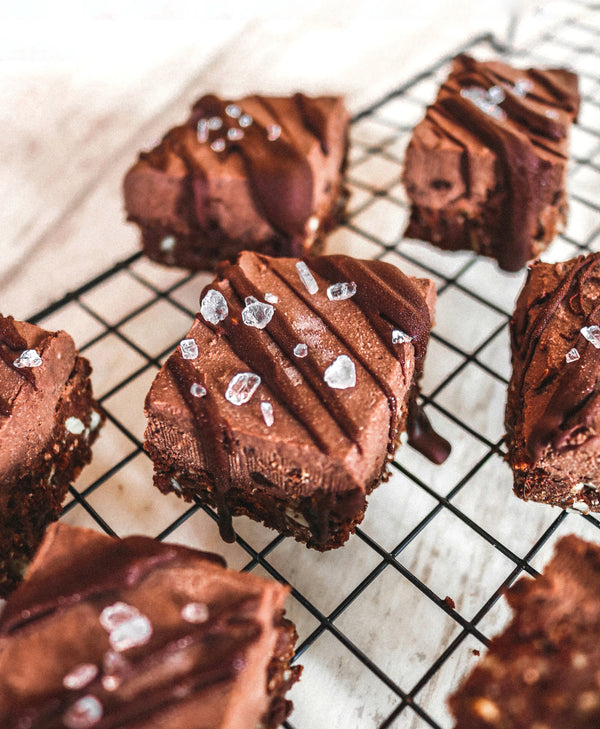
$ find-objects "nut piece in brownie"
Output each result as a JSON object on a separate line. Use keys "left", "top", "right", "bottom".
{"left": 506, "top": 253, "right": 600, "bottom": 512}
{"left": 124, "top": 93, "right": 349, "bottom": 270}
{"left": 402, "top": 54, "right": 580, "bottom": 272}
{"left": 144, "top": 252, "right": 450, "bottom": 550}
{"left": 0, "top": 314, "right": 104, "bottom": 596}
{"left": 449, "top": 535, "right": 600, "bottom": 728}
{"left": 0, "top": 522, "right": 300, "bottom": 729}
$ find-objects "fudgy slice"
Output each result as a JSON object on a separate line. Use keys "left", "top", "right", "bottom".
{"left": 403, "top": 54, "right": 579, "bottom": 271}
{"left": 449, "top": 535, "right": 600, "bottom": 728}
{"left": 0, "top": 314, "right": 104, "bottom": 596}
{"left": 0, "top": 522, "right": 300, "bottom": 729}
{"left": 506, "top": 253, "right": 600, "bottom": 511}
{"left": 144, "top": 251, "right": 449, "bottom": 550}
{"left": 124, "top": 94, "right": 349, "bottom": 270}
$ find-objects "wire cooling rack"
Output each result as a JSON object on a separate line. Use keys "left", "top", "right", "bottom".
{"left": 29, "top": 4, "right": 600, "bottom": 727}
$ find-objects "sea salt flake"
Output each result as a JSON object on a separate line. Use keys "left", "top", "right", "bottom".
{"left": 581, "top": 325, "right": 600, "bottom": 348}
{"left": 324, "top": 355, "right": 356, "bottom": 390}
{"left": 293, "top": 343, "right": 308, "bottom": 358}
{"left": 225, "top": 104, "right": 241, "bottom": 118}
{"left": 207, "top": 116, "right": 223, "bottom": 130}
{"left": 210, "top": 138, "right": 226, "bottom": 153}
{"left": 307, "top": 215, "right": 319, "bottom": 233}
{"left": 225, "top": 372, "right": 261, "bottom": 405}
{"left": 197, "top": 119, "right": 209, "bottom": 143}
{"left": 190, "top": 382, "right": 207, "bottom": 397}
{"left": 63, "top": 664, "right": 99, "bottom": 691}
{"left": 102, "top": 675, "right": 120, "bottom": 692}
{"left": 201, "top": 289, "right": 229, "bottom": 324}
{"left": 264, "top": 292, "right": 278, "bottom": 304}
{"left": 179, "top": 338, "right": 199, "bottom": 360}
{"left": 65, "top": 417, "right": 85, "bottom": 435}
{"left": 267, "top": 124, "right": 281, "bottom": 141}
{"left": 90, "top": 411, "right": 102, "bottom": 431}
{"left": 227, "top": 128, "right": 244, "bottom": 141}
{"left": 327, "top": 281, "right": 357, "bottom": 301}
{"left": 160, "top": 235, "right": 176, "bottom": 252}
{"left": 566, "top": 347, "right": 580, "bottom": 363}
{"left": 545, "top": 109, "right": 559, "bottom": 120}
{"left": 487, "top": 85, "right": 505, "bottom": 104}
{"left": 460, "top": 86, "right": 506, "bottom": 121}
{"left": 13, "top": 349, "right": 42, "bottom": 368}
{"left": 63, "top": 695, "right": 103, "bottom": 729}
{"left": 513, "top": 78, "right": 533, "bottom": 97}
{"left": 239, "top": 113, "right": 253, "bottom": 128}
{"left": 296, "top": 261, "right": 319, "bottom": 294}
{"left": 242, "top": 300, "right": 274, "bottom": 329}
{"left": 181, "top": 602, "right": 210, "bottom": 624}
{"left": 392, "top": 329, "right": 413, "bottom": 344}
{"left": 100, "top": 602, "right": 140, "bottom": 632}
{"left": 260, "top": 401, "right": 274, "bottom": 427}
{"left": 109, "top": 614, "right": 153, "bottom": 652}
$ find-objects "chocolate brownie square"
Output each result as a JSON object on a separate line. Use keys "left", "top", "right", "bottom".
{"left": 124, "top": 93, "right": 349, "bottom": 270}
{"left": 449, "top": 535, "right": 600, "bottom": 728}
{"left": 144, "top": 251, "right": 449, "bottom": 550}
{"left": 0, "top": 522, "right": 300, "bottom": 729}
{"left": 403, "top": 54, "right": 579, "bottom": 271}
{"left": 0, "top": 314, "right": 104, "bottom": 596}
{"left": 506, "top": 252, "right": 600, "bottom": 511}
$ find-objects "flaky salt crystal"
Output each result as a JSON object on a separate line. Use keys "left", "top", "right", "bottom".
{"left": 242, "top": 300, "right": 274, "bottom": 329}
{"left": 13, "top": 349, "right": 42, "bottom": 368}
{"left": 109, "top": 615, "right": 153, "bottom": 652}
{"left": 190, "top": 383, "right": 207, "bottom": 397}
{"left": 296, "top": 261, "right": 318, "bottom": 294}
{"left": 460, "top": 86, "right": 506, "bottom": 122}
{"left": 513, "top": 78, "right": 533, "bottom": 97}
{"left": 227, "top": 128, "right": 244, "bottom": 141}
{"left": 324, "top": 355, "right": 356, "bottom": 389}
{"left": 210, "top": 138, "right": 226, "bottom": 153}
{"left": 392, "top": 329, "right": 413, "bottom": 344}
{"left": 65, "top": 417, "right": 85, "bottom": 434}
{"left": 100, "top": 602, "right": 139, "bottom": 632}
{"left": 207, "top": 116, "right": 223, "bottom": 130}
{"left": 239, "top": 113, "right": 253, "bottom": 127}
{"left": 264, "top": 292, "right": 278, "bottom": 304}
{"left": 545, "top": 109, "right": 559, "bottom": 119}
{"left": 225, "top": 104, "right": 241, "bottom": 118}
{"left": 63, "top": 664, "right": 99, "bottom": 691}
{"left": 179, "top": 338, "right": 199, "bottom": 360}
{"left": 327, "top": 282, "right": 357, "bottom": 301}
{"left": 225, "top": 372, "right": 261, "bottom": 405}
{"left": 63, "top": 695, "right": 103, "bottom": 729}
{"left": 160, "top": 235, "right": 176, "bottom": 252}
{"left": 181, "top": 602, "right": 210, "bottom": 624}
{"left": 581, "top": 325, "right": 600, "bottom": 348}
{"left": 267, "top": 124, "right": 281, "bottom": 141}
{"left": 200, "top": 289, "right": 229, "bottom": 325}
{"left": 293, "top": 343, "right": 308, "bottom": 358}
{"left": 487, "top": 85, "right": 505, "bottom": 104}
{"left": 197, "top": 119, "right": 209, "bottom": 143}
{"left": 260, "top": 401, "right": 274, "bottom": 427}
{"left": 566, "top": 347, "right": 580, "bottom": 363}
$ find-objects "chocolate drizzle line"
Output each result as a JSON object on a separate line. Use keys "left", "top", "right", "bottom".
{"left": 513, "top": 253, "right": 600, "bottom": 463}
{"left": 0, "top": 314, "right": 36, "bottom": 415}
{"left": 166, "top": 356, "right": 236, "bottom": 542}
{"left": 0, "top": 536, "right": 268, "bottom": 729}
{"left": 188, "top": 95, "right": 316, "bottom": 248}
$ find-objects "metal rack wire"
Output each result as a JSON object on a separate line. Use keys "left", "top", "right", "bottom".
{"left": 30, "top": 4, "right": 600, "bottom": 727}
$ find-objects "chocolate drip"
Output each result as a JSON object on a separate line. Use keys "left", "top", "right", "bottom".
{"left": 167, "top": 355, "right": 236, "bottom": 542}
{"left": 406, "top": 396, "right": 452, "bottom": 464}
{"left": 189, "top": 96, "right": 314, "bottom": 244}
{"left": 513, "top": 254, "right": 600, "bottom": 462}
{"left": 0, "top": 314, "right": 36, "bottom": 414}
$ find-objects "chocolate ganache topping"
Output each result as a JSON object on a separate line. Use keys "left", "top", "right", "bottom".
{"left": 430, "top": 54, "right": 579, "bottom": 271}
{"left": 163, "top": 253, "right": 450, "bottom": 542}
{"left": 511, "top": 253, "right": 600, "bottom": 463}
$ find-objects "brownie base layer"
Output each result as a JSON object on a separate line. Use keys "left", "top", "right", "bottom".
{"left": 136, "top": 183, "right": 344, "bottom": 271}
{"left": 0, "top": 357, "right": 103, "bottom": 596}
{"left": 263, "top": 612, "right": 302, "bottom": 729}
